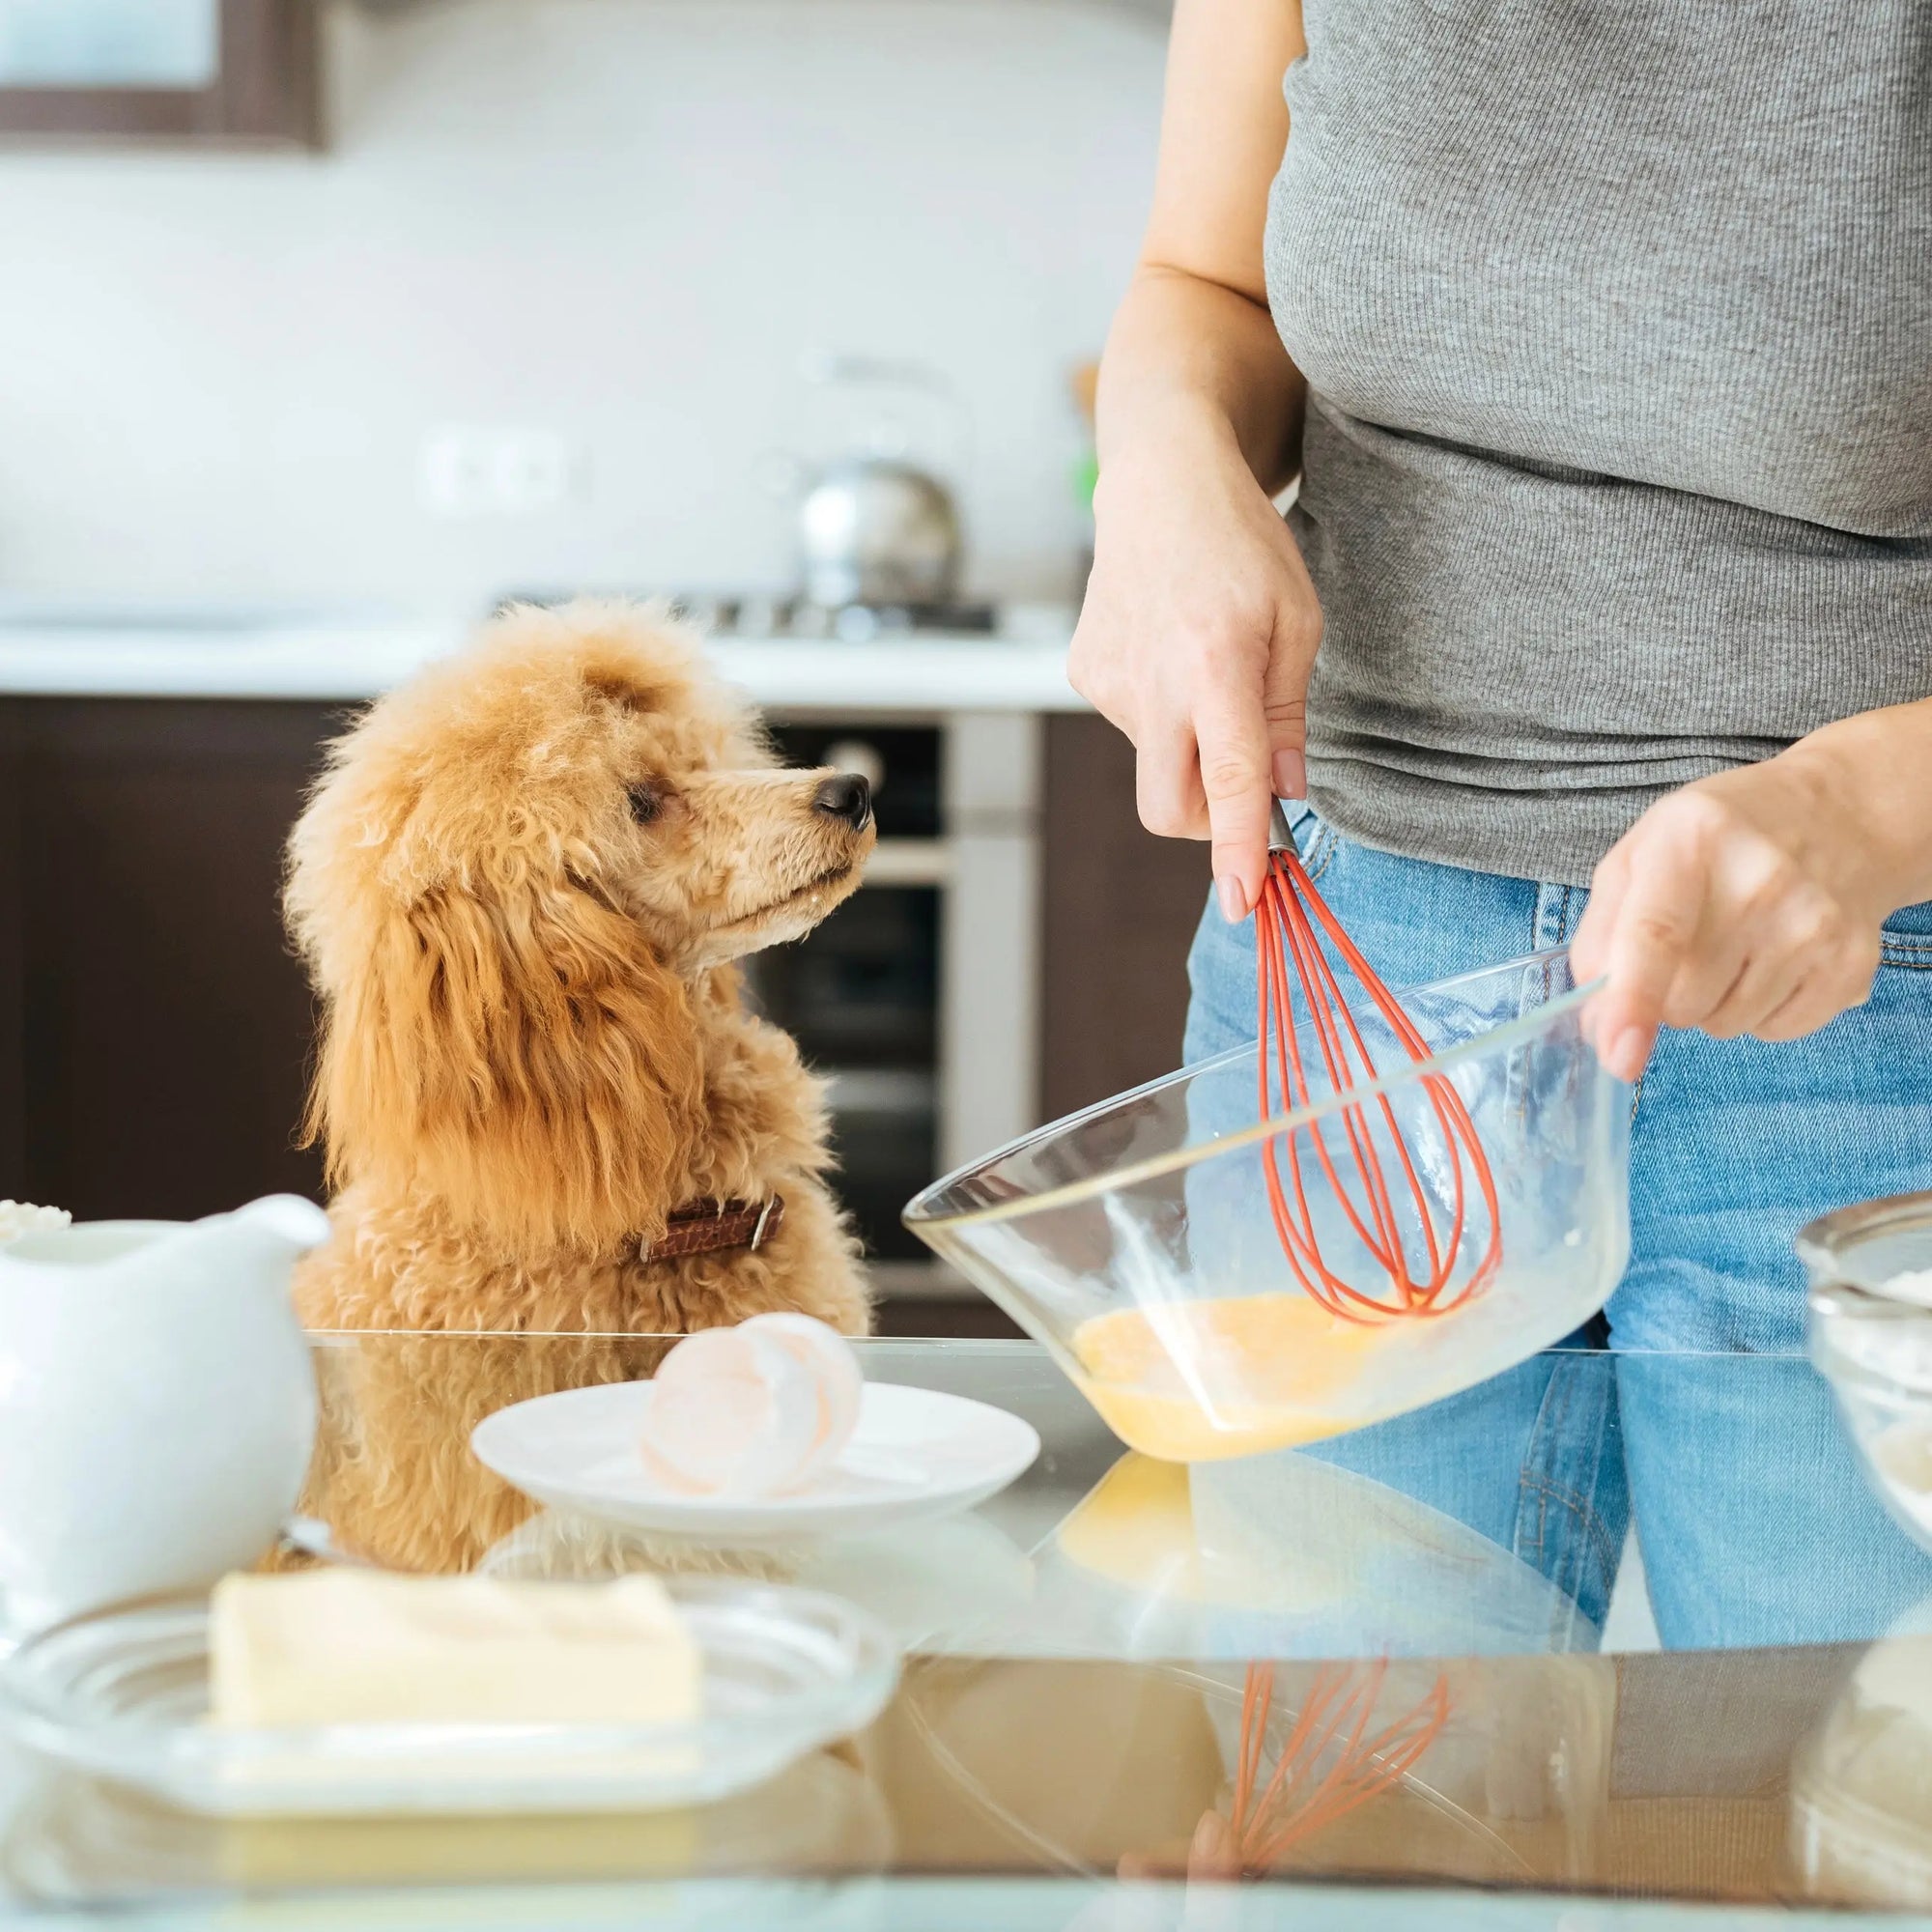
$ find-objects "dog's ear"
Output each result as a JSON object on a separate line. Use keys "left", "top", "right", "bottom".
{"left": 304, "top": 868, "right": 705, "bottom": 1254}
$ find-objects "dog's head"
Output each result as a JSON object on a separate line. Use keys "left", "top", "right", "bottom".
{"left": 285, "top": 600, "right": 874, "bottom": 1251}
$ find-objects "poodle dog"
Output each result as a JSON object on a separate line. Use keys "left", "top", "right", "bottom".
{"left": 286, "top": 598, "right": 875, "bottom": 1338}
{"left": 281, "top": 600, "right": 877, "bottom": 1572}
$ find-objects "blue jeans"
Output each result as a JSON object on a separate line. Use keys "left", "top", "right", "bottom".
{"left": 1185, "top": 808, "right": 1932, "bottom": 1648}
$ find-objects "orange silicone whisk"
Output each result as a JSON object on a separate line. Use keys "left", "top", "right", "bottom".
{"left": 1221, "top": 1659, "right": 1450, "bottom": 1875}
{"left": 1255, "top": 802, "right": 1501, "bottom": 1321}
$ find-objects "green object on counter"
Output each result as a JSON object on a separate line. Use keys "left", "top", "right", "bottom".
{"left": 1074, "top": 452, "right": 1098, "bottom": 512}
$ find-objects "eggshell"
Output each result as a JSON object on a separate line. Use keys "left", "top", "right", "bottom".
{"left": 739, "top": 1313, "right": 863, "bottom": 1489}
{"left": 639, "top": 1326, "right": 820, "bottom": 1497}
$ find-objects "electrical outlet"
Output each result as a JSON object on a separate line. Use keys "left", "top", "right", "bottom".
{"left": 418, "top": 427, "right": 578, "bottom": 518}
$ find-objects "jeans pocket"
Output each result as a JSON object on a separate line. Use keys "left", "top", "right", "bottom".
{"left": 1880, "top": 898, "right": 1932, "bottom": 972}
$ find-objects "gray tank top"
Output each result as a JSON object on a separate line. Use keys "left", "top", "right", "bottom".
{"left": 1264, "top": 0, "right": 1932, "bottom": 886}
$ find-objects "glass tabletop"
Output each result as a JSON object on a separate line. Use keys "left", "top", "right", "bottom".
{"left": 9, "top": 1334, "right": 1932, "bottom": 1921}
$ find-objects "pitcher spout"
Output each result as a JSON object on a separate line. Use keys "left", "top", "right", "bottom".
{"left": 222, "top": 1193, "right": 333, "bottom": 1263}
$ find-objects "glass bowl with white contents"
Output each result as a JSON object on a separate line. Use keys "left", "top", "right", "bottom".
{"left": 1804, "top": 1190, "right": 1932, "bottom": 1552}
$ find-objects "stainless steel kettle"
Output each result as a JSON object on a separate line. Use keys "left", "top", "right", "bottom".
{"left": 781, "top": 355, "right": 966, "bottom": 609}
{"left": 798, "top": 457, "right": 961, "bottom": 609}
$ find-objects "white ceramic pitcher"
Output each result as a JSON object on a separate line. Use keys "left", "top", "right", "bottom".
{"left": 0, "top": 1194, "right": 327, "bottom": 1637}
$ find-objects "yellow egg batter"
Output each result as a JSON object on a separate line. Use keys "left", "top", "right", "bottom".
{"left": 1068, "top": 1293, "right": 1389, "bottom": 1463}
{"left": 1053, "top": 1454, "right": 1351, "bottom": 1610}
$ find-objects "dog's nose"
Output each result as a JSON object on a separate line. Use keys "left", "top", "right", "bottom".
{"left": 812, "top": 771, "right": 873, "bottom": 831}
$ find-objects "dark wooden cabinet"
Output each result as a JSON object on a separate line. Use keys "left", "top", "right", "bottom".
{"left": 0, "top": 698, "right": 341, "bottom": 1219}
{"left": 0, "top": 697, "right": 1208, "bottom": 1230}
{"left": 1038, "top": 712, "right": 1209, "bottom": 1120}
{"left": 0, "top": 0, "right": 318, "bottom": 147}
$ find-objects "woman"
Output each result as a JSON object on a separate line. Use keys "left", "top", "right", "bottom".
{"left": 1071, "top": 0, "right": 1932, "bottom": 1644}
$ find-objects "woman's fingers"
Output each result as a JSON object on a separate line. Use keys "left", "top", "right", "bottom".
{"left": 1695, "top": 946, "right": 1797, "bottom": 1039}
{"left": 1571, "top": 842, "right": 1630, "bottom": 1050}
{"left": 1190, "top": 594, "right": 1318, "bottom": 916}
{"left": 1135, "top": 720, "right": 1208, "bottom": 841}
{"left": 1261, "top": 600, "right": 1316, "bottom": 802}
{"left": 1589, "top": 840, "right": 1706, "bottom": 1080}
{"left": 1754, "top": 966, "right": 1843, "bottom": 1043}
{"left": 1755, "top": 930, "right": 1880, "bottom": 1039}
{"left": 1658, "top": 915, "right": 1752, "bottom": 1032}
{"left": 1194, "top": 679, "right": 1275, "bottom": 919}
{"left": 1693, "top": 894, "right": 1857, "bottom": 1037}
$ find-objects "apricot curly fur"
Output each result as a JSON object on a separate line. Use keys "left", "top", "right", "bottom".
{"left": 282, "top": 600, "right": 874, "bottom": 1572}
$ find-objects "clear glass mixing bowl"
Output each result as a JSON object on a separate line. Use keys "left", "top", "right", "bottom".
{"left": 904, "top": 948, "right": 1631, "bottom": 1463}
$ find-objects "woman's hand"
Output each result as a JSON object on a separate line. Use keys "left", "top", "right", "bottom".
{"left": 1068, "top": 411, "right": 1322, "bottom": 921}
{"left": 1572, "top": 701, "right": 1932, "bottom": 1081}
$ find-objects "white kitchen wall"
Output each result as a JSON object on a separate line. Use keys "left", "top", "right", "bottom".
{"left": 0, "top": 0, "right": 1163, "bottom": 609}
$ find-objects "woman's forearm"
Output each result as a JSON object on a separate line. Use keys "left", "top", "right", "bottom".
{"left": 1095, "top": 265, "right": 1306, "bottom": 497}
{"left": 1096, "top": 0, "right": 1307, "bottom": 497}
{"left": 1070, "top": 0, "right": 1315, "bottom": 896}
{"left": 1782, "top": 695, "right": 1932, "bottom": 910}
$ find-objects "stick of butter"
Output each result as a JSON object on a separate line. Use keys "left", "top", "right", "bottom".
{"left": 210, "top": 1571, "right": 701, "bottom": 1730}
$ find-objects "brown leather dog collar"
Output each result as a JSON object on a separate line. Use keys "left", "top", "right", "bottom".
{"left": 639, "top": 1195, "right": 785, "bottom": 1263}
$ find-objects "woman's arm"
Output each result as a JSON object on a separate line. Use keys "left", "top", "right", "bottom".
{"left": 1572, "top": 696, "right": 1932, "bottom": 1080}
{"left": 1099, "top": 0, "right": 1306, "bottom": 492}
{"left": 1068, "top": 0, "right": 1317, "bottom": 922}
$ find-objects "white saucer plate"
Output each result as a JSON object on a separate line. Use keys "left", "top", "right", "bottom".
{"left": 470, "top": 1380, "right": 1041, "bottom": 1544}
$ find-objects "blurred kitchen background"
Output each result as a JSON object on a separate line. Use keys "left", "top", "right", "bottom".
{"left": 0, "top": 0, "right": 1213, "bottom": 1332}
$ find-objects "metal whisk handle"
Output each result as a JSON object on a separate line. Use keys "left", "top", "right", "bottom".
{"left": 1267, "top": 798, "right": 1294, "bottom": 854}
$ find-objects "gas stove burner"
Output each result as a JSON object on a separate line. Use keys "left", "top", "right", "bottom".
{"left": 497, "top": 590, "right": 1000, "bottom": 641}
{"left": 702, "top": 596, "right": 999, "bottom": 641}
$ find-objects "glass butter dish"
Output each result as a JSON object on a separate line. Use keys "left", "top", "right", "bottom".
{"left": 0, "top": 1578, "right": 897, "bottom": 1819}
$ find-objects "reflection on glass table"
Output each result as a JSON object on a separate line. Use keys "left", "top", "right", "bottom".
{"left": 8, "top": 1335, "right": 1932, "bottom": 1919}
{"left": 289, "top": 1335, "right": 1932, "bottom": 1657}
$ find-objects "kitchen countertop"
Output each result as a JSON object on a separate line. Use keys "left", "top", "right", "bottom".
{"left": 7, "top": 1335, "right": 1931, "bottom": 1922}
{"left": 0, "top": 609, "right": 1085, "bottom": 712}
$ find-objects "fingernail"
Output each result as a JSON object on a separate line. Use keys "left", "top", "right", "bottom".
{"left": 1216, "top": 875, "right": 1246, "bottom": 923}
{"left": 1609, "top": 1027, "right": 1647, "bottom": 1080}
{"left": 1271, "top": 749, "right": 1307, "bottom": 800}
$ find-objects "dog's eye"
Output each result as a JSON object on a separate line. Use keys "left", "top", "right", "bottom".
{"left": 627, "top": 783, "right": 662, "bottom": 826}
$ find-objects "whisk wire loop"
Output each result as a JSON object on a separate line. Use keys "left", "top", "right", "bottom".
{"left": 1253, "top": 821, "right": 1503, "bottom": 1321}
{"left": 1228, "top": 1659, "right": 1452, "bottom": 1873}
